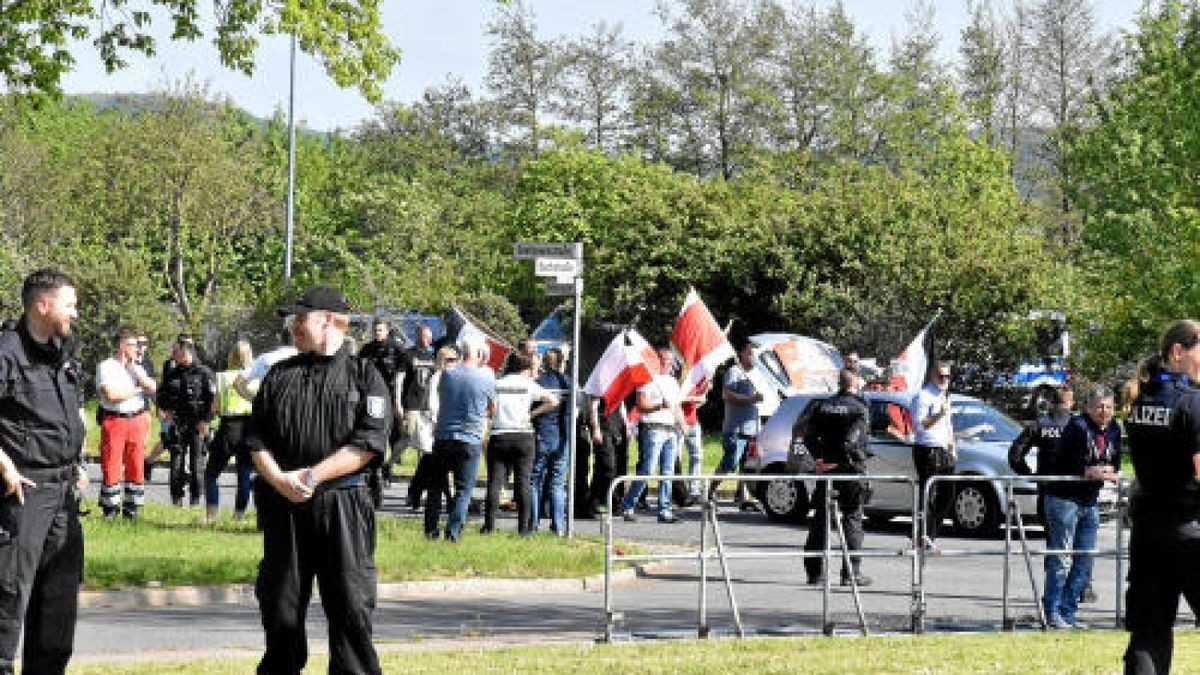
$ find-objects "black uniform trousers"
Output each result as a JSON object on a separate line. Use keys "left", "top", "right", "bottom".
{"left": 484, "top": 433, "right": 535, "bottom": 535}
{"left": 803, "top": 476, "right": 866, "bottom": 581}
{"left": 254, "top": 481, "right": 380, "bottom": 675}
{"left": 913, "top": 444, "right": 956, "bottom": 540}
{"left": 1124, "top": 515, "right": 1200, "bottom": 674}
{"left": 170, "top": 420, "right": 206, "bottom": 504}
{"left": 0, "top": 469, "right": 83, "bottom": 675}
{"left": 575, "top": 423, "right": 623, "bottom": 515}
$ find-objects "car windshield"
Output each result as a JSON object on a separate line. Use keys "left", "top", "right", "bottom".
{"left": 951, "top": 400, "right": 1022, "bottom": 443}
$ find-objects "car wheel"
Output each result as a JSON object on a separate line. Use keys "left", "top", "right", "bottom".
{"left": 756, "top": 463, "right": 809, "bottom": 523}
{"left": 952, "top": 481, "right": 1001, "bottom": 537}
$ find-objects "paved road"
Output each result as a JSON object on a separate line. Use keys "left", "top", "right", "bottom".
{"left": 69, "top": 464, "right": 1153, "bottom": 660}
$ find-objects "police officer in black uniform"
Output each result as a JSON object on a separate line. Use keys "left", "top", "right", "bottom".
{"left": 0, "top": 269, "right": 88, "bottom": 674}
{"left": 157, "top": 338, "right": 215, "bottom": 506}
{"left": 244, "top": 286, "right": 390, "bottom": 675}
{"left": 1009, "top": 386, "right": 1074, "bottom": 525}
{"left": 803, "top": 368, "right": 872, "bottom": 586}
{"left": 358, "top": 318, "right": 404, "bottom": 478}
{"left": 1123, "top": 320, "right": 1200, "bottom": 674}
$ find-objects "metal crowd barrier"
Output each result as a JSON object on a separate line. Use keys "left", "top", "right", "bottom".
{"left": 602, "top": 473, "right": 919, "bottom": 642}
{"left": 919, "top": 474, "right": 1131, "bottom": 633}
{"left": 601, "top": 471, "right": 1132, "bottom": 641}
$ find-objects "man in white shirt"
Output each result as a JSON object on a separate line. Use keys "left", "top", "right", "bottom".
{"left": 96, "top": 327, "right": 156, "bottom": 518}
{"left": 618, "top": 346, "right": 687, "bottom": 524}
{"left": 910, "top": 361, "right": 956, "bottom": 547}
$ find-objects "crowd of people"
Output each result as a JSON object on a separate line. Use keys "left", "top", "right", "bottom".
{"left": 0, "top": 269, "right": 1196, "bottom": 674}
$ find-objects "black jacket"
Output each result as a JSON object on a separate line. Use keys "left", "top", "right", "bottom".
{"left": 804, "top": 392, "right": 870, "bottom": 473}
{"left": 1045, "top": 412, "right": 1121, "bottom": 504}
{"left": 157, "top": 362, "right": 215, "bottom": 424}
{"left": 1008, "top": 408, "right": 1072, "bottom": 476}
{"left": 358, "top": 338, "right": 405, "bottom": 394}
{"left": 1126, "top": 373, "right": 1200, "bottom": 519}
{"left": 243, "top": 344, "right": 391, "bottom": 470}
{"left": 0, "top": 320, "right": 86, "bottom": 469}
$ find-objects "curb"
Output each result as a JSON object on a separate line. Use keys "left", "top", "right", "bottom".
{"left": 77, "top": 561, "right": 672, "bottom": 610}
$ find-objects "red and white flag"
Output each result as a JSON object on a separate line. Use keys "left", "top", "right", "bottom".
{"left": 447, "top": 305, "right": 512, "bottom": 372}
{"left": 670, "top": 288, "right": 735, "bottom": 393}
{"left": 889, "top": 316, "right": 938, "bottom": 393}
{"left": 584, "top": 329, "right": 655, "bottom": 417}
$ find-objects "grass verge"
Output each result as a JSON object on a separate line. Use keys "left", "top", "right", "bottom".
{"left": 67, "top": 630, "right": 1200, "bottom": 674}
{"left": 82, "top": 503, "right": 626, "bottom": 590}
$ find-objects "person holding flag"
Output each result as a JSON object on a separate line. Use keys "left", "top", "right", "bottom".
{"left": 911, "top": 361, "right": 956, "bottom": 550}
{"left": 617, "top": 345, "right": 687, "bottom": 524}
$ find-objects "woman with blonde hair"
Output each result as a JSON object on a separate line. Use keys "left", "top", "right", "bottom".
{"left": 204, "top": 340, "right": 255, "bottom": 521}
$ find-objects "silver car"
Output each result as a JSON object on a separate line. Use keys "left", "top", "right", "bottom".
{"left": 742, "top": 391, "right": 1041, "bottom": 537}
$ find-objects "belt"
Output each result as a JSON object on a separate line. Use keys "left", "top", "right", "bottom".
{"left": 323, "top": 473, "right": 366, "bottom": 490}
{"left": 101, "top": 408, "right": 145, "bottom": 419}
{"left": 20, "top": 464, "right": 79, "bottom": 483}
{"left": 641, "top": 422, "right": 677, "bottom": 432}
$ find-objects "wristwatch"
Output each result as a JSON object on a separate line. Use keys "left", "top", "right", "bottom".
{"left": 303, "top": 468, "right": 317, "bottom": 489}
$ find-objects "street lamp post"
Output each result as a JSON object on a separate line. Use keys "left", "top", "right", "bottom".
{"left": 284, "top": 32, "right": 297, "bottom": 286}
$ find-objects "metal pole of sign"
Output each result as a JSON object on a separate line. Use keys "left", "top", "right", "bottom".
{"left": 283, "top": 32, "right": 297, "bottom": 286}
{"left": 566, "top": 258, "right": 583, "bottom": 538}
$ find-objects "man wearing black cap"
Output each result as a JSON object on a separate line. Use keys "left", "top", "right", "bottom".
{"left": 243, "top": 286, "right": 391, "bottom": 675}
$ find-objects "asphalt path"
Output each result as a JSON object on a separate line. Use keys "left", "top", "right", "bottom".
{"left": 67, "top": 463, "right": 1165, "bottom": 661}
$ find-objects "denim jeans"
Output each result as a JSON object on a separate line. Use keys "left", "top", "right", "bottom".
{"left": 681, "top": 423, "right": 704, "bottom": 497}
{"left": 1043, "top": 494, "right": 1100, "bottom": 622}
{"left": 620, "top": 427, "right": 677, "bottom": 517}
{"left": 718, "top": 432, "right": 750, "bottom": 472}
{"left": 531, "top": 434, "right": 568, "bottom": 534}
{"left": 424, "top": 439, "right": 482, "bottom": 541}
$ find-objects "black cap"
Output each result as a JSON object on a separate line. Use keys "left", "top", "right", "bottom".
{"left": 277, "top": 286, "right": 351, "bottom": 316}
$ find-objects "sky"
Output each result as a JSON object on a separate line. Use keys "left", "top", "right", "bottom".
{"left": 60, "top": 1, "right": 1142, "bottom": 132}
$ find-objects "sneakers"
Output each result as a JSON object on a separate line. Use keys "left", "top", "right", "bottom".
{"left": 737, "top": 500, "right": 763, "bottom": 513}
{"left": 1079, "top": 583, "right": 1098, "bottom": 604}
{"left": 1048, "top": 615, "right": 1072, "bottom": 630}
{"left": 622, "top": 512, "right": 638, "bottom": 523}
{"left": 657, "top": 513, "right": 681, "bottom": 524}
{"left": 920, "top": 536, "right": 941, "bottom": 555}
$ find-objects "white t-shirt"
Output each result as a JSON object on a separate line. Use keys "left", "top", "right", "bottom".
{"left": 911, "top": 384, "right": 954, "bottom": 448}
{"left": 638, "top": 375, "right": 682, "bottom": 426}
{"left": 97, "top": 358, "right": 145, "bottom": 413}
{"left": 491, "top": 373, "right": 552, "bottom": 434}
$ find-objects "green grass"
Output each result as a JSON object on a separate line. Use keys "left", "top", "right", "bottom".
{"left": 82, "top": 503, "right": 623, "bottom": 590}
{"left": 66, "top": 630, "right": 1200, "bottom": 674}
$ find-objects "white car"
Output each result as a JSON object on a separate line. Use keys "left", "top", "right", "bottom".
{"left": 747, "top": 333, "right": 844, "bottom": 418}
{"left": 742, "top": 391, "right": 1043, "bottom": 537}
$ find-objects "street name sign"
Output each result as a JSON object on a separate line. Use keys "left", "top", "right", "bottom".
{"left": 513, "top": 242, "right": 583, "bottom": 260}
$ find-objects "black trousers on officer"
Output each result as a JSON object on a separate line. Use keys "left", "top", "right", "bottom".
{"left": 170, "top": 421, "right": 206, "bottom": 504}
{"left": 1124, "top": 515, "right": 1200, "bottom": 674}
{"left": 913, "top": 444, "right": 955, "bottom": 540}
{"left": 803, "top": 476, "right": 866, "bottom": 581}
{"left": 0, "top": 470, "right": 83, "bottom": 675}
{"left": 254, "top": 481, "right": 380, "bottom": 675}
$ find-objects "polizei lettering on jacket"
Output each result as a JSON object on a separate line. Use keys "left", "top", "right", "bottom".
{"left": 1127, "top": 404, "right": 1172, "bottom": 427}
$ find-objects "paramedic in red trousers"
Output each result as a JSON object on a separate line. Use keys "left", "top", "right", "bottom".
{"left": 96, "top": 326, "right": 156, "bottom": 518}
{"left": 0, "top": 269, "right": 88, "bottom": 674}
{"left": 243, "top": 286, "right": 391, "bottom": 675}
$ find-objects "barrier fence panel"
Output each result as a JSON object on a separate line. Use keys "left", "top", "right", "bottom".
{"left": 602, "top": 473, "right": 918, "bottom": 642}
{"left": 919, "top": 474, "right": 1131, "bottom": 632}
{"left": 601, "top": 471, "right": 1133, "bottom": 642}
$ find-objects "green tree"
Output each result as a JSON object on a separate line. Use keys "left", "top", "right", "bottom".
{"left": 959, "top": 0, "right": 1006, "bottom": 140}
{"left": 555, "top": 22, "right": 633, "bottom": 152}
{"left": 485, "top": 0, "right": 563, "bottom": 159}
{"left": 1064, "top": 0, "right": 1200, "bottom": 369}
{"left": 0, "top": 0, "right": 401, "bottom": 101}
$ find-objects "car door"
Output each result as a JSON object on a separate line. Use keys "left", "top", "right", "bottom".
{"left": 864, "top": 398, "right": 916, "bottom": 513}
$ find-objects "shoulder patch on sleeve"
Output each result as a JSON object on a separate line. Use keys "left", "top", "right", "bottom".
{"left": 366, "top": 395, "right": 386, "bottom": 419}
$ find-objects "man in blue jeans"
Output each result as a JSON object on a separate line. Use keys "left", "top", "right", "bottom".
{"left": 708, "top": 339, "right": 764, "bottom": 510}
{"left": 1042, "top": 385, "right": 1121, "bottom": 629}
{"left": 424, "top": 333, "right": 496, "bottom": 542}
{"left": 619, "top": 346, "right": 687, "bottom": 524}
